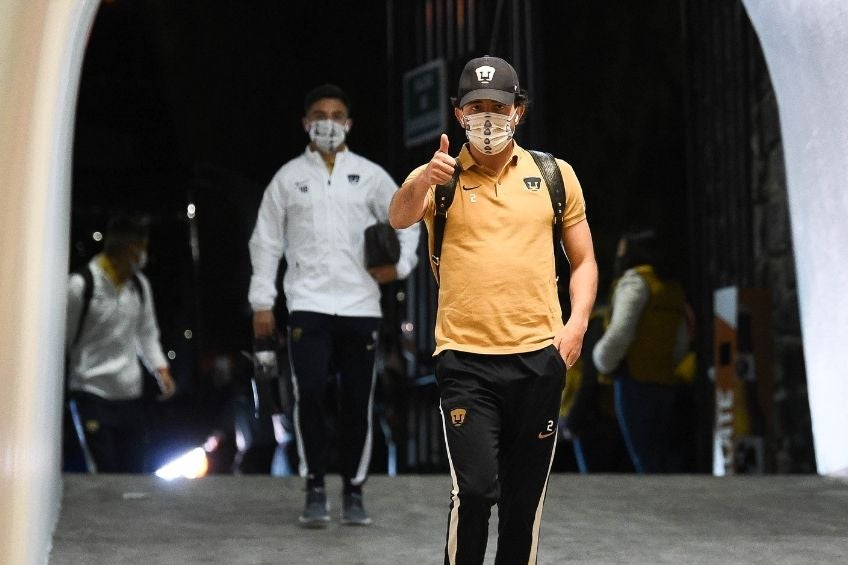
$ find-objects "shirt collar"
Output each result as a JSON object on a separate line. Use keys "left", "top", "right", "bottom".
{"left": 96, "top": 253, "right": 123, "bottom": 288}
{"left": 304, "top": 145, "right": 348, "bottom": 166}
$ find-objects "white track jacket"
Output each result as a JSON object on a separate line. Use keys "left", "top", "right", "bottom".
{"left": 249, "top": 146, "right": 420, "bottom": 317}
{"left": 66, "top": 257, "right": 168, "bottom": 400}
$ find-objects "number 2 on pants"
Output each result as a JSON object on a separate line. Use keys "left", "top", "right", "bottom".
{"left": 538, "top": 419, "right": 555, "bottom": 439}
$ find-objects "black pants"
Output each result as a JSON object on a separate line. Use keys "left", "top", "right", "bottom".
{"left": 287, "top": 311, "right": 380, "bottom": 493}
{"left": 436, "top": 346, "right": 565, "bottom": 565}
{"left": 70, "top": 391, "right": 149, "bottom": 473}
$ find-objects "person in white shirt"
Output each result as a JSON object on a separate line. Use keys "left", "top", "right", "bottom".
{"left": 248, "top": 84, "right": 419, "bottom": 527}
{"left": 65, "top": 214, "right": 175, "bottom": 473}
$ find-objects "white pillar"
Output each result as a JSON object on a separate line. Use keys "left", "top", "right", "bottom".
{"left": 742, "top": 0, "right": 848, "bottom": 476}
{"left": 0, "top": 2, "right": 98, "bottom": 564}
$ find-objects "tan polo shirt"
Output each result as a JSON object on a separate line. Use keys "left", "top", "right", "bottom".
{"left": 405, "top": 142, "right": 587, "bottom": 355}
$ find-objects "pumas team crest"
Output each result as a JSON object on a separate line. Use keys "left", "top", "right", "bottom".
{"left": 347, "top": 174, "right": 360, "bottom": 185}
{"left": 523, "top": 177, "right": 542, "bottom": 191}
{"left": 475, "top": 65, "right": 495, "bottom": 84}
{"left": 450, "top": 408, "right": 467, "bottom": 427}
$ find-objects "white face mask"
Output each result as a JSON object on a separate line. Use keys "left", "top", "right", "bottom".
{"left": 134, "top": 250, "right": 148, "bottom": 272}
{"left": 307, "top": 119, "right": 349, "bottom": 153}
{"left": 463, "top": 110, "right": 517, "bottom": 155}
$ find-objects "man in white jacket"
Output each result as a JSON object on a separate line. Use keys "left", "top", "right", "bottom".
{"left": 66, "top": 215, "right": 175, "bottom": 473}
{"left": 249, "top": 84, "right": 419, "bottom": 527}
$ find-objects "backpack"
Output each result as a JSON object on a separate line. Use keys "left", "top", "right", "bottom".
{"left": 70, "top": 263, "right": 145, "bottom": 346}
{"left": 430, "top": 150, "right": 569, "bottom": 286}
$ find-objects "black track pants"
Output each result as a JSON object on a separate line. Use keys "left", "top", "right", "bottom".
{"left": 287, "top": 311, "right": 380, "bottom": 493}
{"left": 70, "top": 391, "right": 149, "bottom": 473}
{"left": 436, "top": 346, "right": 565, "bottom": 565}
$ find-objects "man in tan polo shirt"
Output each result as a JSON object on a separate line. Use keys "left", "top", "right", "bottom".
{"left": 390, "top": 56, "right": 597, "bottom": 565}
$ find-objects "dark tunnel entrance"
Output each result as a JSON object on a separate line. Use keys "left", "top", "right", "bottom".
{"left": 68, "top": 0, "right": 812, "bottom": 479}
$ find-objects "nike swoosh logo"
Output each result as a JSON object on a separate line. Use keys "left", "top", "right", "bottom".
{"left": 461, "top": 185, "right": 479, "bottom": 191}
{"left": 538, "top": 431, "right": 555, "bottom": 439}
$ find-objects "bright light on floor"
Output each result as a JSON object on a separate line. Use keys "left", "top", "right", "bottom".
{"left": 154, "top": 447, "right": 208, "bottom": 481}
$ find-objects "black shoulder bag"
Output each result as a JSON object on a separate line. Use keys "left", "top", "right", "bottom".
{"left": 364, "top": 222, "right": 401, "bottom": 269}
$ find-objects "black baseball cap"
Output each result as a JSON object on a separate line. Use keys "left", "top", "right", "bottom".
{"left": 456, "top": 55, "right": 520, "bottom": 107}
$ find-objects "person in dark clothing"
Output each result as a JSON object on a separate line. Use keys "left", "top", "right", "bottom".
{"left": 559, "top": 305, "right": 631, "bottom": 473}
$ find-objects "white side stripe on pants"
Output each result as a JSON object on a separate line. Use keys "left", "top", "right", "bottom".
{"left": 287, "top": 332, "right": 309, "bottom": 478}
{"left": 439, "top": 401, "right": 461, "bottom": 565}
{"left": 351, "top": 338, "right": 379, "bottom": 485}
{"left": 528, "top": 427, "right": 558, "bottom": 564}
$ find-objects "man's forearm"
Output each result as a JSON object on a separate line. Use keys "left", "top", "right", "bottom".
{"left": 389, "top": 176, "right": 428, "bottom": 229}
{"left": 247, "top": 238, "right": 282, "bottom": 312}
{"left": 567, "top": 258, "right": 598, "bottom": 330}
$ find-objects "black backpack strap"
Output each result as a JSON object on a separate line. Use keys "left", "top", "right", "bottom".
{"left": 528, "top": 150, "right": 566, "bottom": 242}
{"left": 431, "top": 167, "right": 461, "bottom": 284}
{"left": 72, "top": 264, "right": 95, "bottom": 346}
{"left": 528, "top": 150, "right": 568, "bottom": 278}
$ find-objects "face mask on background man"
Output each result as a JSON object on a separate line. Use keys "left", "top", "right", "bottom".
{"left": 137, "top": 250, "right": 148, "bottom": 270}
{"left": 308, "top": 119, "right": 349, "bottom": 153}
{"left": 131, "top": 249, "right": 148, "bottom": 274}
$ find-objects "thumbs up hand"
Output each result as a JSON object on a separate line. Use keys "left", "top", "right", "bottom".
{"left": 421, "top": 134, "right": 456, "bottom": 186}
{"left": 390, "top": 133, "right": 456, "bottom": 229}
{"left": 438, "top": 133, "right": 450, "bottom": 154}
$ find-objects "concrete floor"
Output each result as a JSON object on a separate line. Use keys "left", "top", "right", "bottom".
{"left": 51, "top": 473, "right": 848, "bottom": 564}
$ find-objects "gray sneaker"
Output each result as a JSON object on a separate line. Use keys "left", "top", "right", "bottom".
{"left": 299, "top": 487, "right": 330, "bottom": 528}
{"left": 341, "top": 492, "right": 372, "bottom": 526}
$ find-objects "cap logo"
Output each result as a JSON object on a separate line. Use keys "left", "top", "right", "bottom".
{"left": 475, "top": 65, "right": 496, "bottom": 84}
